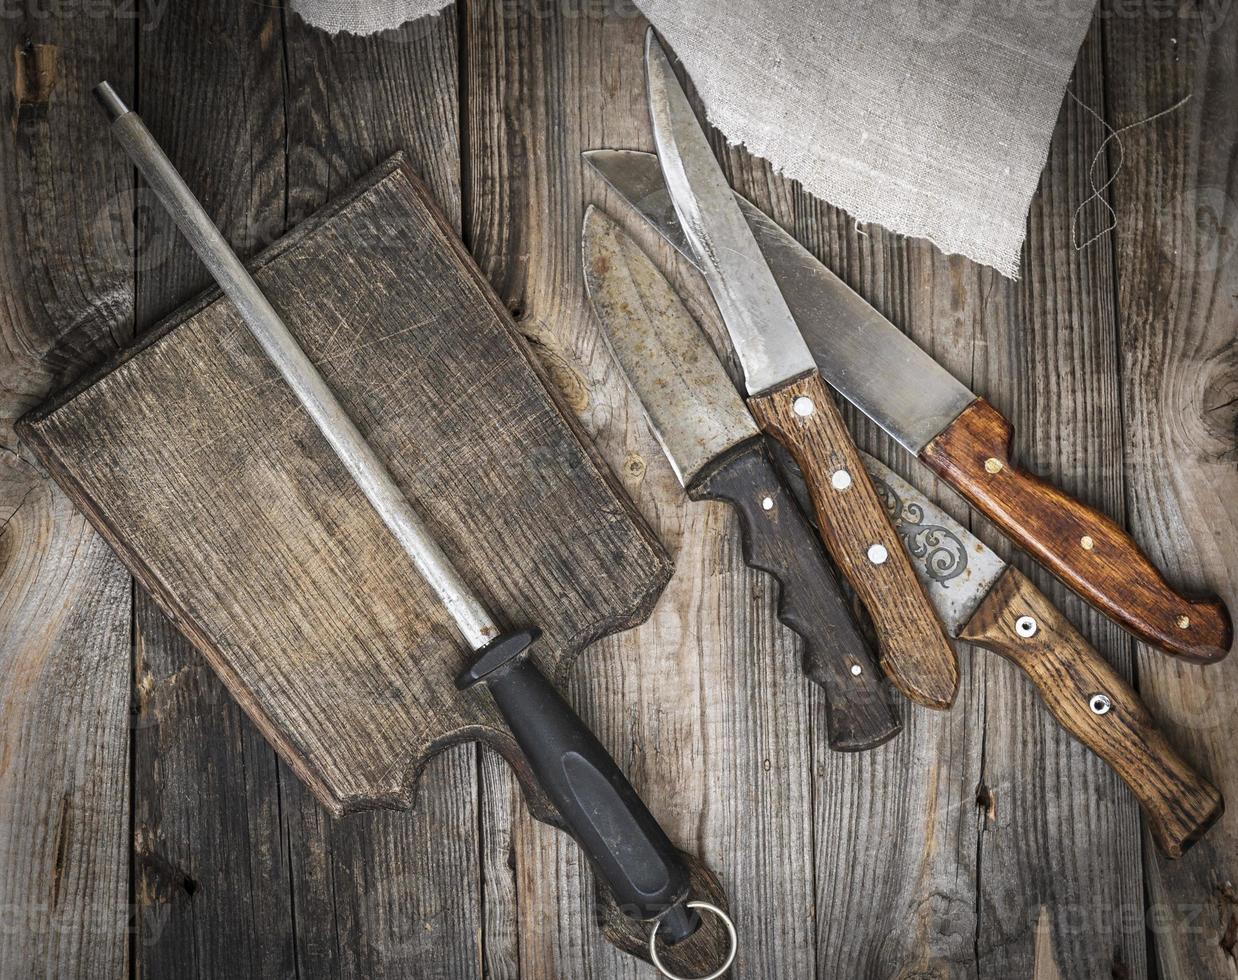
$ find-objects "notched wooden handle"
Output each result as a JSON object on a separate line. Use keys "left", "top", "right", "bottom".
{"left": 922, "top": 398, "right": 1232, "bottom": 663}
{"left": 692, "top": 440, "right": 902, "bottom": 751}
{"left": 961, "top": 566, "right": 1224, "bottom": 858}
{"left": 749, "top": 372, "right": 959, "bottom": 709}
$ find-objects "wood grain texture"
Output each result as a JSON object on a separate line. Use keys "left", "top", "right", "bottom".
{"left": 464, "top": 3, "right": 819, "bottom": 976}
{"left": 0, "top": 5, "right": 134, "bottom": 978}
{"left": 127, "top": 8, "right": 304, "bottom": 977}
{"left": 750, "top": 371, "right": 960, "bottom": 709}
{"left": 961, "top": 566, "right": 1223, "bottom": 858}
{"left": 1104, "top": 1, "right": 1238, "bottom": 975}
{"left": 692, "top": 439, "right": 901, "bottom": 751}
{"left": 923, "top": 396, "right": 1232, "bottom": 663}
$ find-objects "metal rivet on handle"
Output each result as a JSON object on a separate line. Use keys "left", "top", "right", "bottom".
{"left": 850, "top": 664, "right": 863, "bottom": 677}
{"left": 984, "top": 457, "right": 1003, "bottom": 474}
{"left": 831, "top": 469, "right": 852, "bottom": 491}
{"left": 1080, "top": 535, "right": 1095, "bottom": 551}
{"left": 793, "top": 396, "right": 815, "bottom": 417}
{"left": 761, "top": 496, "right": 774, "bottom": 511}
{"left": 1089, "top": 693, "right": 1112, "bottom": 715}
{"left": 1176, "top": 614, "right": 1191, "bottom": 630}
{"left": 1014, "top": 615, "right": 1038, "bottom": 638}
{"left": 866, "top": 544, "right": 888, "bottom": 565}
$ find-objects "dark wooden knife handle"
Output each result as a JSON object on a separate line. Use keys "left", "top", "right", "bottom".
{"left": 922, "top": 398, "right": 1232, "bottom": 663}
{"left": 961, "top": 566, "right": 1224, "bottom": 858}
{"left": 749, "top": 372, "right": 959, "bottom": 708}
{"left": 692, "top": 439, "right": 902, "bottom": 751}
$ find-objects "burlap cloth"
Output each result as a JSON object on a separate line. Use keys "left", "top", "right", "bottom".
{"left": 290, "top": 0, "right": 1097, "bottom": 278}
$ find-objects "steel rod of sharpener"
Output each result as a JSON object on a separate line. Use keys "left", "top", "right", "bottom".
{"left": 92, "top": 82, "right": 497, "bottom": 651}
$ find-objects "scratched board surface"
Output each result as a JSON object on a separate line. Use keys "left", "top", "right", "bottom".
{"left": 19, "top": 156, "right": 673, "bottom": 815}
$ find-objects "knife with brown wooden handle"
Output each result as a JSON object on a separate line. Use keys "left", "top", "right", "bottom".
{"left": 644, "top": 30, "right": 959, "bottom": 709}
{"left": 844, "top": 455, "right": 1223, "bottom": 858}
{"left": 583, "top": 147, "right": 1232, "bottom": 666}
{"left": 583, "top": 207, "right": 901, "bottom": 751}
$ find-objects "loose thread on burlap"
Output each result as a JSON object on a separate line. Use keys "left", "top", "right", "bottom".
{"left": 1066, "top": 89, "right": 1191, "bottom": 252}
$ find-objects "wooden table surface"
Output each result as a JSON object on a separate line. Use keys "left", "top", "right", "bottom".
{"left": 1, "top": 2, "right": 1235, "bottom": 977}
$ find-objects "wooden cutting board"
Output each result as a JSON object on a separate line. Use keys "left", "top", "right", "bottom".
{"left": 17, "top": 155, "right": 730, "bottom": 972}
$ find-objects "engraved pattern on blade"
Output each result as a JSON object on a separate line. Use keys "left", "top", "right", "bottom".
{"left": 644, "top": 32, "right": 815, "bottom": 397}
{"left": 583, "top": 149, "right": 977, "bottom": 453}
{"left": 870, "top": 481, "right": 967, "bottom": 585}
{"left": 860, "top": 454, "right": 1008, "bottom": 636}
{"left": 581, "top": 208, "right": 758, "bottom": 488}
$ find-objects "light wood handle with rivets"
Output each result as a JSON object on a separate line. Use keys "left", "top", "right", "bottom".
{"left": 749, "top": 372, "right": 959, "bottom": 709}
{"left": 960, "top": 565, "right": 1224, "bottom": 857}
{"left": 921, "top": 398, "right": 1232, "bottom": 663}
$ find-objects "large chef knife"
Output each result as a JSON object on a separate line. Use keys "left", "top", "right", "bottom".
{"left": 644, "top": 31, "right": 959, "bottom": 709}
{"left": 852, "top": 455, "right": 1224, "bottom": 858}
{"left": 96, "top": 83, "right": 739, "bottom": 975}
{"left": 582, "top": 206, "right": 901, "bottom": 751}
{"left": 582, "top": 149, "right": 1232, "bottom": 666}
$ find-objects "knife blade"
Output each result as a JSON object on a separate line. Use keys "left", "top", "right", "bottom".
{"left": 582, "top": 206, "right": 901, "bottom": 751}
{"left": 96, "top": 83, "right": 726, "bottom": 960}
{"left": 644, "top": 30, "right": 959, "bottom": 709}
{"left": 582, "top": 148, "right": 1232, "bottom": 666}
{"left": 849, "top": 455, "right": 1224, "bottom": 858}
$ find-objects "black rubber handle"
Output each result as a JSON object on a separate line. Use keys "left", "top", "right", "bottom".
{"left": 457, "top": 630, "right": 699, "bottom": 943}
{"left": 693, "top": 440, "right": 902, "bottom": 750}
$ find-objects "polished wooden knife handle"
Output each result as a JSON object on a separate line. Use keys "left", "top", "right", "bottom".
{"left": 749, "top": 372, "right": 959, "bottom": 708}
{"left": 692, "top": 439, "right": 902, "bottom": 750}
{"left": 922, "top": 398, "right": 1232, "bottom": 663}
{"left": 961, "top": 566, "right": 1224, "bottom": 857}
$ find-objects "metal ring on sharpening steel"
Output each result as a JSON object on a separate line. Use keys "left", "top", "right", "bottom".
{"left": 648, "top": 901, "right": 738, "bottom": 980}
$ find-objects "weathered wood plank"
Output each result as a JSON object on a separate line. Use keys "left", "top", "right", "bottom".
{"left": 968, "top": 24, "right": 1146, "bottom": 976}
{"left": 0, "top": 4, "right": 134, "bottom": 978}
{"left": 464, "top": 3, "right": 817, "bottom": 976}
{"left": 128, "top": 6, "right": 296, "bottom": 976}
{"left": 1103, "top": 3, "right": 1238, "bottom": 976}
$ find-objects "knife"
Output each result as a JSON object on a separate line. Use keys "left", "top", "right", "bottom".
{"left": 644, "top": 31, "right": 959, "bottom": 709}
{"left": 582, "top": 206, "right": 902, "bottom": 751}
{"left": 849, "top": 454, "right": 1223, "bottom": 858}
{"left": 95, "top": 83, "right": 741, "bottom": 977}
{"left": 582, "top": 149, "right": 1233, "bottom": 667}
